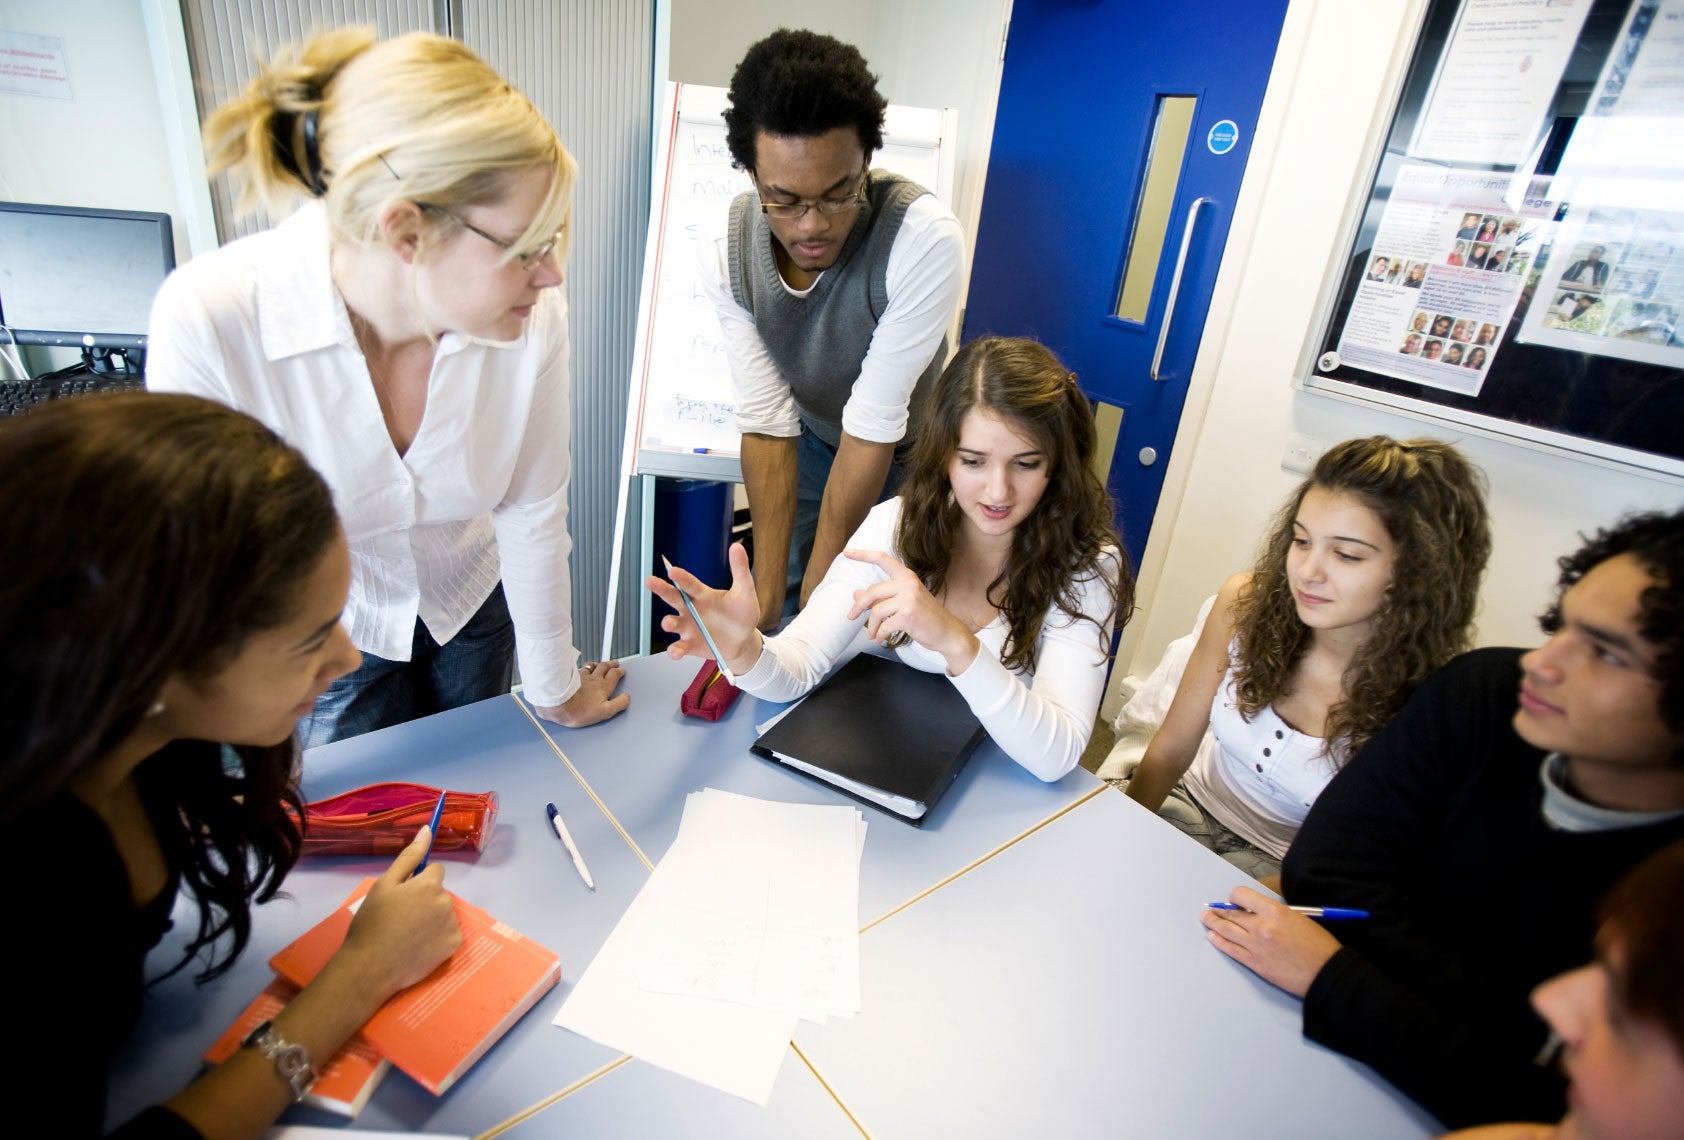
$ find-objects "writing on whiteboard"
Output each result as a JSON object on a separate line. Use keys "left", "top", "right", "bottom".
{"left": 674, "top": 396, "right": 735, "bottom": 428}
{"left": 688, "top": 137, "right": 733, "bottom": 161}
{"left": 689, "top": 178, "right": 744, "bottom": 199}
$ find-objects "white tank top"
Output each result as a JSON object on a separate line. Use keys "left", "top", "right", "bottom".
{"left": 1180, "top": 669, "right": 1336, "bottom": 859}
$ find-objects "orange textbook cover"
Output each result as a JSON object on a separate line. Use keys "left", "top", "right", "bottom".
{"left": 205, "top": 978, "right": 389, "bottom": 1117}
{"left": 268, "top": 878, "right": 561, "bottom": 1095}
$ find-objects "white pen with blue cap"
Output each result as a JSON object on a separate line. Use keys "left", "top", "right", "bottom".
{"left": 546, "top": 801, "right": 594, "bottom": 891}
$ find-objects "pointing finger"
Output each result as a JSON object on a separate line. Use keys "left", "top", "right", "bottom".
{"left": 843, "top": 548, "right": 913, "bottom": 577}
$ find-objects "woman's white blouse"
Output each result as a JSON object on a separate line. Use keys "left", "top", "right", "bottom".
{"left": 145, "top": 202, "right": 581, "bottom": 707}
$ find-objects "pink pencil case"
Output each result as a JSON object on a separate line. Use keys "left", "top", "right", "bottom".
{"left": 289, "top": 782, "right": 499, "bottom": 857}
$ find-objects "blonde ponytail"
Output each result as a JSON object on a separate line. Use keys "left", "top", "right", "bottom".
{"left": 203, "top": 26, "right": 376, "bottom": 217}
{"left": 202, "top": 28, "right": 575, "bottom": 262}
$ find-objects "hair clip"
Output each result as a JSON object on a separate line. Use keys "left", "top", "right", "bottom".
{"left": 270, "top": 107, "right": 327, "bottom": 197}
{"left": 300, "top": 108, "right": 327, "bottom": 197}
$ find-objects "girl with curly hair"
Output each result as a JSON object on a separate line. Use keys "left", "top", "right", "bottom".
{"left": 651, "top": 336, "right": 1134, "bottom": 782}
{"left": 2, "top": 394, "right": 462, "bottom": 1137}
{"left": 1113, "top": 436, "right": 1491, "bottom": 879}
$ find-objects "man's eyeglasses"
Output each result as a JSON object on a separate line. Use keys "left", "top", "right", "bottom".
{"left": 415, "top": 201, "right": 562, "bottom": 271}
{"left": 756, "top": 172, "right": 867, "bottom": 220}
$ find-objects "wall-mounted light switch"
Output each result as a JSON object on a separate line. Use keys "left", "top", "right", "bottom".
{"left": 1282, "top": 433, "right": 1325, "bottom": 476}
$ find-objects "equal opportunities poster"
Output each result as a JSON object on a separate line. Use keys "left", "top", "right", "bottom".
{"left": 1335, "top": 165, "right": 1550, "bottom": 397}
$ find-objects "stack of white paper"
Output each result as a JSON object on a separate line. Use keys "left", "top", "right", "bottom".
{"left": 554, "top": 790, "right": 866, "bottom": 1104}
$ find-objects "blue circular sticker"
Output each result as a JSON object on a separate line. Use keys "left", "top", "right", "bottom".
{"left": 1207, "top": 119, "right": 1240, "bottom": 155}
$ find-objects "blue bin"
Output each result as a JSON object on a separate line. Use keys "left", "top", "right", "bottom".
{"left": 650, "top": 478, "right": 733, "bottom": 650}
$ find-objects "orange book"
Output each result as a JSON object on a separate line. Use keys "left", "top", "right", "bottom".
{"left": 205, "top": 978, "right": 389, "bottom": 1117}
{"left": 269, "top": 878, "right": 561, "bottom": 1095}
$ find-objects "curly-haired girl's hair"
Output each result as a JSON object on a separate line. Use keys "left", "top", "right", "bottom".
{"left": 891, "top": 337, "right": 1134, "bottom": 672}
{"left": 723, "top": 28, "right": 887, "bottom": 172}
{"left": 1541, "top": 508, "right": 1684, "bottom": 763}
{"left": 1230, "top": 436, "right": 1491, "bottom": 765}
{"left": 0, "top": 393, "right": 339, "bottom": 982}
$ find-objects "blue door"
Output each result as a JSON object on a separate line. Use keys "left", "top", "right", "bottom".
{"left": 964, "top": 0, "right": 1290, "bottom": 566}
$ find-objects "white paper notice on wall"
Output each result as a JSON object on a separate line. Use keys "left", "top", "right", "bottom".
{"left": 1408, "top": 0, "right": 1592, "bottom": 166}
{"left": 0, "top": 29, "right": 72, "bottom": 101}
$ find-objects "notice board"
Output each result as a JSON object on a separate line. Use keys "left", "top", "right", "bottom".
{"left": 623, "top": 82, "right": 957, "bottom": 483}
{"left": 1299, "top": 0, "right": 1684, "bottom": 478}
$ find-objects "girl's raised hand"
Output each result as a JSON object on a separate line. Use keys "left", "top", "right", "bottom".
{"left": 844, "top": 549, "right": 979, "bottom": 675}
{"left": 645, "top": 541, "right": 764, "bottom": 674}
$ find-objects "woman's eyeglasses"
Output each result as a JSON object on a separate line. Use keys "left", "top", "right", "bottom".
{"left": 415, "top": 201, "right": 562, "bottom": 271}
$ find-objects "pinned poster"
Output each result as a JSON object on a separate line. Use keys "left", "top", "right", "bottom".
{"left": 1409, "top": 0, "right": 1592, "bottom": 166}
{"left": 1333, "top": 165, "right": 1553, "bottom": 397}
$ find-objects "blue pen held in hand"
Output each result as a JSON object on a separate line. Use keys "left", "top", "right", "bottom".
{"left": 412, "top": 791, "right": 448, "bottom": 877}
{"left": 1207, "top": 901, "right": 1369, "bottom": 920}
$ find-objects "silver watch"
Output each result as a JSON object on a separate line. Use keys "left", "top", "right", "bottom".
{"left": 240, "top": 1018, "right": 319, "bottom": 1100}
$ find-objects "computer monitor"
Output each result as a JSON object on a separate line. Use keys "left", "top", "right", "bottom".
{"left": 0, "top": 201, "right": 175, "bottom": 365}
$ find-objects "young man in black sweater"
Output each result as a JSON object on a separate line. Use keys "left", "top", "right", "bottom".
{"left": 1201, "top": 509, "right": 1684, "bottom": 1129}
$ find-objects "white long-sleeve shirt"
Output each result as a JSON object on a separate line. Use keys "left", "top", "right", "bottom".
{"left": 145, "top": 203, "right": 581, "bottom": 708}
{"left": 698, "top": 193, "right": 966, "bottom": 443}
{"left": 736, "top": 499, "right": 1116, "bottom": 782}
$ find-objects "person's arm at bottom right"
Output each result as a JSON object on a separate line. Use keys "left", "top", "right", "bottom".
{"left": 1302, "top": 945, "right": 1567, "bottom": 1129}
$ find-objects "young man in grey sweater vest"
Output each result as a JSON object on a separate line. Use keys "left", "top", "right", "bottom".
{"left": 700, "top": 28, "right": 966, "bottom": 630}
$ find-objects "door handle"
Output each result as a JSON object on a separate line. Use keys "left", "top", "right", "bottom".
{"left": 1150, "top": 196, "right": 1210, "bottom": 381}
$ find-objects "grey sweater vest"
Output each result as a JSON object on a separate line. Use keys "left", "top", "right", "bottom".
{"left": 727, "top": 171, "right": 944, "bottom": 451}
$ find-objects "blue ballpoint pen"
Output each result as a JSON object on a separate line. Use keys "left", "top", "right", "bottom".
{"left": 1207, "top": 902, "right": 1370, "bottom": 920}
{"left": 411, "top": 791, "right": 448, "bottom": 877}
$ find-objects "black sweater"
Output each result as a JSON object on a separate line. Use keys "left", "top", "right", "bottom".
{"left": 12, "top": 785, "right": 202, "bottom": 1138}
{"left": 1283, "top": 647, "right": 1684, "bottom": 1129}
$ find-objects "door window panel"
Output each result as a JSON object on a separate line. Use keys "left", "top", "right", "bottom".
{"left": 1115, "top": 95, "right": 1198, "bottom": 323}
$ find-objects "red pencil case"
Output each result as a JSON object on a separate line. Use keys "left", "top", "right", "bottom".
{"left": 289, "top": 782, "right": 500, "bottom": 857}
{"left": 680, "top": 659, "right": 740, "bottom": 722}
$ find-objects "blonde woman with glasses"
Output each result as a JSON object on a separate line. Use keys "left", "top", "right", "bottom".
{"left": 148, "top": 28, "right": 627, "bottom": 747}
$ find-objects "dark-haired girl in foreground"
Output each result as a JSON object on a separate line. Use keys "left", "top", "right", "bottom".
{"left": 2, "top": 394, "right": 460, "bottom": 1138}
{"left": 651, "top": 336, "right": 1133, "bottom": 782}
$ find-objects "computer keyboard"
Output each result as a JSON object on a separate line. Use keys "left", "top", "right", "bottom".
{"left": 0, "top": 373, "right": 146, "bottom": 418}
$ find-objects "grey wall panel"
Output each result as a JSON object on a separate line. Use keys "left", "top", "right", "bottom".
{"left": 462, "top": 0, "right": 655, "bottom": 662}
